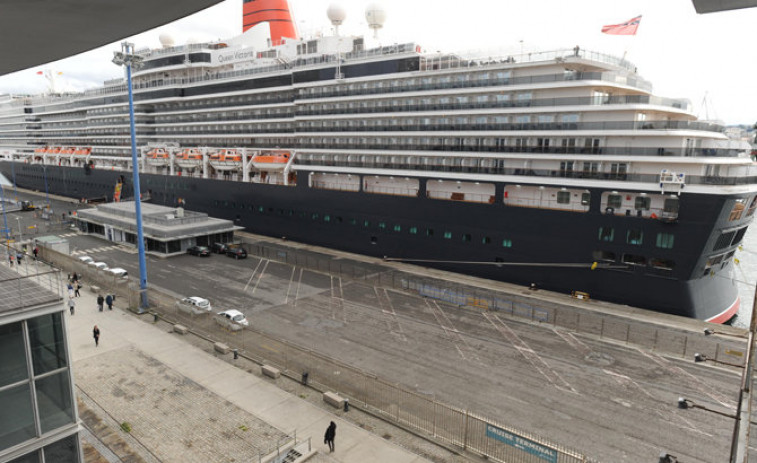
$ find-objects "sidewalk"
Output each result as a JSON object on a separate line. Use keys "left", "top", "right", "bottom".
{"left": 57, "top": 273, "right": 432, "bottom": 462}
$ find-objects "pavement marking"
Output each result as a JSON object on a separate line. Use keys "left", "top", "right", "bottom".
{"left": 243, "top": 258, "right": 265, "bottom": 293}
{"left": 284, "top": 266, "right": 296, "bottom": 305}
{"left": 293, "top": 268, "right": 304, "bottom": 307}
{"left": 425, "top": 299, "right": 483, "bottom": 364}
{"left": 375, "top": 287, "right": 408, "bottom": 342}
{"left": 249, "top": 259, "right": 269, "bottom": 295}
{"left": 329, "top": 275, "right": 347, "bottom": 323}
{"left": 637, "top": 349, "right": 735, "bottom": 409}
{"left": 485, "top": 312, "right": 577, "bottom": 394}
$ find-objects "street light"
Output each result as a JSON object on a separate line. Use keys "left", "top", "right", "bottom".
{"left": 677, "top": 397, "right": 737, "bottom": 419}
{"left": 112, "top": 42, "right": 149, "bottom": 312}
{"left": 703, "top": 327, "right": 746, "bottom": 338}
{"left": 658, "top": 453, "right": 679, "bottom": 463}
{"left": 15, "top": 217, "right": 21, "bottom": 242}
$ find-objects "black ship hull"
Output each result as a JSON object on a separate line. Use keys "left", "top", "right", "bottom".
{"left": 2, "top": 161, "right": 743, "bottom": 322}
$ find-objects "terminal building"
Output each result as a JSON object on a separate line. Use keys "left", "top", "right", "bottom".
{"left": 74, "top": 201, "right": 241, "bottom": 256}
{"left": 0, "top": 266, "right": 82, "bottom": 462}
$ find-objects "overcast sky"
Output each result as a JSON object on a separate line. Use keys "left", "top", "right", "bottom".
{"left": 1, "top": 0, "right": 755, "bottom": 125}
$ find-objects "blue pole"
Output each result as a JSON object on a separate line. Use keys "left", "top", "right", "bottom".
{"left": 10, "top": 160, "right": 17, "bottom": 200}
{"left": 125, "top": 51, "right": 149, "bottom": 312}
{"left": 42, "top": 165, "right": 50, "bottom": 208}
{"left": 0, "top": 184, "right": 11, "bottom": 262}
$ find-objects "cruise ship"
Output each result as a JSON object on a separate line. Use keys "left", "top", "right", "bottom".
{"left": 0, "top": 0, "right": 755, "bottom": 322}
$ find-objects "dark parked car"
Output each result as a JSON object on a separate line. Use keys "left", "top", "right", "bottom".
{"left": 226, "top": 247, "right": 247, "bottom": 259}
{"left": 187, "top": 245, "right": 210, "bottom": 257}
{"left": 211, "top": 242, "right": 229, "bottom": 254}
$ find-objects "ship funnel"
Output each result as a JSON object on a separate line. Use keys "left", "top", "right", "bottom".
{"left": 243, "top": 0, "right": 299, "bottom": 44}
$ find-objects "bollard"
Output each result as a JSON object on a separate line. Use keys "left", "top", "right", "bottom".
{"left": 301, "top": 372, "right": 309, "bottom": 385}
{"left": 233, "top": 349, "right": 238, "bottom": 360}
{"left": 153, "top": 313, "right": 158, "bottom": 323}
{"left": 343, "top": 399, "right": 349, "bottom": 412}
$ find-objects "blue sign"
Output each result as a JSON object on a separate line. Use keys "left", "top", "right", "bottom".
{"left": 486, "top": 424, "right": 558, "bottom": 463}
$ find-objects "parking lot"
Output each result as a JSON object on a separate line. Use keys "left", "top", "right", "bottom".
{"left": 14, "top": 190, "right": 757, "bottom": 463}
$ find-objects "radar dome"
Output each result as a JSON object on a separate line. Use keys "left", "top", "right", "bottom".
{"left": 159, "top": 32, "right": 175, "bottom": 48}
{"left": 365, "top": 3, "right": 387, "bottom": 31}
{"left": 327, "top": 4, "right": 347, "bottom": 26}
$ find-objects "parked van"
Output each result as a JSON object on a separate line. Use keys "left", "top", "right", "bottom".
{"left": 214, "top": 310, "right": 249, "bottom": 331}
{"left": 176, "top": 297, "right": 212, "bottom": 315}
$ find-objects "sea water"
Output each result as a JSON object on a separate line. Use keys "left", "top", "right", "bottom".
{"left": 732, "top": 225, "right": 757, "bottom": 328}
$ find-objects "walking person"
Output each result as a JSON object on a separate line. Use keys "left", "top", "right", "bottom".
{"left": 324, "top": 421, "right": 336, "bottom": 453}
{"left": 105, "top": 294, "right": 113, "bottom": 311}
{"left": 68, "top": 298, "right": 75, "bottom": 315}
{"left": 74, "top": 281, "right": 81, "bottom": 297}
{"left": 93, "top": 325, "right": 100, "bottom": 347}
{"left": 32, "top": 246, "right": 38, "bottom": 260}
{"left": 96, "top": 294, "right": 104, "bottom": 312}
{"left": 8, "top": 254, "right": 13, "bottom": 267}
{"left": 67, "top": 282, "right": 74, "bottom": 299}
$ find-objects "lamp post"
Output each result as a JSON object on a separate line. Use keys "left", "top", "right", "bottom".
{"left": 113, "top": 42, "right": 149, "bottom": 312}
{"left": 16, "top": 217, "right": 21, "bottom": 242}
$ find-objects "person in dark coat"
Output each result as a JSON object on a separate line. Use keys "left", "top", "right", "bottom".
{"left": 74, "top": 281, "right": 81, "bottom": 297}
{"left": 93, "top": 325, "right": 100, "bottom": 347}
{"left": 97, "top": 294, "right": 104, "bottom": 312}
{"left": 324, "top": 421, "right": 336, "bottom": 452}
{"left": 105, "top": 294, "right": 113, "bottom": 310}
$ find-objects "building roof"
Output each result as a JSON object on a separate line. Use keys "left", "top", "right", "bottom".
{"left": 0, "top": 264, "right": 62, "bottom": 317}
{"left": 0, "top": 0, "right": 224, "bottom": 76}
{"left": 76, "top": 201, "right": 241, "bottom": 241}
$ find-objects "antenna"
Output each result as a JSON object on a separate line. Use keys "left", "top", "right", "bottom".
{"left": 327, "top": 4, "right": 346, "bottom": 36}
{"left": 365, "top": 3, "right": 386, "bottom": 39}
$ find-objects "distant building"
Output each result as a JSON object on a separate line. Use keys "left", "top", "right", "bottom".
{"left": 0, "top": 266, "right": 82, "bottom": 462}
{"left": 75, "top": 200, "right": 242, "bottom": 256}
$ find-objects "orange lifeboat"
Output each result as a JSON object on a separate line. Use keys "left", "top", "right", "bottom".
{"left": 251, "top": 151, "right": 292, "bottom": 170}
{"left": 145, "top": 147, "right": 170, "bottom": 166}
{"left": 47, "top": 147, "right": 62, "bottom": 155}
{"left": 174, "top": 148, "right": 203, "bottom": 169}
{"left": 74, "top": 147, "right": 91, "bottom": 156}
{"left": 208, "top": 148, "right": 242, "bottom": 171}
{"left": 59, "top": 146, "right": 76, "bottom": 155}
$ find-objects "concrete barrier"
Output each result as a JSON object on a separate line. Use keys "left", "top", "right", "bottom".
{"left": 90, "top": 285, "right": 100, "bottom": 294}
{"left": 173, "top": 324, "right": 188, "bottom": 335}
{"left": 323, "top": 391, "right": 345, "bottom": 409}
{"left": 262, "top": 364, "right": 280, "bottom": 379}
{"left": 214, "top": 342, "right": 230, "bottom": 354}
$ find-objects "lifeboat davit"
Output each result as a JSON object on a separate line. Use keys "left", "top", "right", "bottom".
{"left": 208, "top": 149, "right": 242, "bottom": 171}
{"left": 251, "top": 151, "right": 292, "bottom": 170}
{"left": 175, "top": 148, "right": 203, "bottom": 169}
{"left": 145, "top": 147, "right": 170, "bottom": 167}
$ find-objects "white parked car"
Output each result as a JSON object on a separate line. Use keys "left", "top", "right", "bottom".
{"left": 90, "top": 262, "right": 108, "bottom": 270}
{"left": 175, "top": 296, "right": 212, "bottom": 315}
{"left": 214, "top": 309, "right": 249, "bottom": 331}
{"left": 78, "top": 256, "right": 94, "bottom": 264}
{"left": 106, "top": 267, "right": 128, "bottom": 278}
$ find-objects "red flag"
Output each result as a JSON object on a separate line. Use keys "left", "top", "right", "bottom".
{"left": 36, "top": 71, "right": 43, "bottom": 75}
{"left": 601, "top": 15, "right": 642, "bottom": 35}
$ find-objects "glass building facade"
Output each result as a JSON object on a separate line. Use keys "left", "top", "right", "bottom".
{"left": 0, "top": 310, "right": 81, "bottom": 462}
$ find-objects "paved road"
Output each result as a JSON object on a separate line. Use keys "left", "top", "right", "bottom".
{"left": 12, "top": 190, "right": 756, "bottom": 463}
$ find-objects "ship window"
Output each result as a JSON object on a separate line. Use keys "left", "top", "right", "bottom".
{"left": 714, "top": 231, "right": 735, "bottom": 250}
{"left": 462, "top": 233, "right": 472, "bottom": 242}
{"left": 393, "top": 225, "right": 401, "bottom": 232}
{"left": 409, "top": 227, "right": 418, "bottom": 234}
{"left": 729, "top": 199, "right": 747, "bottom": 221}
{"left": 732, "top": 227, "right": 748, "bottom": 246}
{"left": 663, "top": 197, "right": 680, "bottom": 213}
{"left": 622, "top": 254, "right": 646, "bottom": 265}
{"left": 627, "top": 229, "right": 643, "bottom": 245}
{"left": 482, "top": 236, "right": 491, "bottom": 244}
{"left": 311, "top": 213, "right": 319, "bottom": 220}
{"left": 592, "top": 250, "right": 616, "bottom": 262}
{"left": 323, "top": 215, "right": 331, "bottom": 222}
{"left": 650, "top": 258, "right": 675, "bottom": 270}
{"left": 363, "top": 220, "right": 371, "bottom": 227}
{"left": 607, "top": 194, "right": 622, "bottom": 209}
{"left": 443, "top": 231, "right": 452, "bottom": 239}
{"left": 598, "top": 227, "right": 614, "bottom": 242}
{"left": 350, "top": 218, "right": 357, "bottom": 225}
{"left": 258, "top": 206, "right": 264, "bottom": 213}
{"left": 426, "top": 228, "right": 434, "bottom": 236}
{"left": 379, "top": 222, "right": 386, "bottom": 230}
{"left": 634, "top": 196, "right": 651, "bottom": 210}
{"left": 556, "top": 191, "right": 570, "bottom": 204}
{"left": 581, "top": 192, "right": 591, "bottom": 206}
{"left": 502, "top": 239, "right": 512, "bottom": 248}
{"left": 747, "top": 196, "right": 757, "bottom": 217}
{"left": 656, "top": 233, "right": 675, "bottom": 249}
